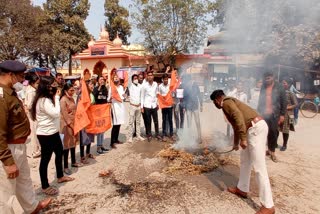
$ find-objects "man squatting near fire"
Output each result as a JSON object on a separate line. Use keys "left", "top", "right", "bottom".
{"left": 210, "top": 90, "right": 275, "bottom": 214}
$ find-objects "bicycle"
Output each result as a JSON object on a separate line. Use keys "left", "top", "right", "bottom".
{"left": 297, "top": 93, "right": 318, "bottom": 118}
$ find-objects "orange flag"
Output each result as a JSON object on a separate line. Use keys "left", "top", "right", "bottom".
{"left": 169, "top": 70, "right": 180, "bottom": 91}
{"left": 123, "top": 71, "right": 129, "bottom": 89}
{"left": 86, "top": 104, "right": 112, "bottom": 134}
{"left": 111, "top": 80, "right": 122, "bottom": 102}
{"left": 74, "top": 79, "right": 91, "bottom": 135}
{"left": 158, "top": 93, "right": 173, "bottom": 109}
{"left": 158, "top": 70, "right": 180, "bottom": 109}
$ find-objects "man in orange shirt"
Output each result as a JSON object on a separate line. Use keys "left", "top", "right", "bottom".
{"left": 257, "top": 72, "right": 286, "bottom": 162}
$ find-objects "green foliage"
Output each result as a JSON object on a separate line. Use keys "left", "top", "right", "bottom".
{"left": 104, "top": 0, "right": 131, "bottom": 45}
{"left": 0, "top": 0, "right": 42, "bottom": 61}
{"left": 131, "top": 0, "right": 218, "bottom": 66}
{"left": 44, "top": 0, "right": 91, "bottom": 74}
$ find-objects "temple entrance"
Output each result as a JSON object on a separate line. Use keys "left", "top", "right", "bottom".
{"left": 93, "top": 61, "right": 106, "bottom": 77}
{"left": 83, "top": 69, "right": 91, "bottom": 81}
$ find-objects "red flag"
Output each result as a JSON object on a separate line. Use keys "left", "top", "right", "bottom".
{"left": 86, "top": 104, "right": 112, "bottom": 134}
{"left": 123, "top": 71, "right": 129, "bottom": 89}
{"left": 74, "top": 79, "right": 91, "bottom": 135}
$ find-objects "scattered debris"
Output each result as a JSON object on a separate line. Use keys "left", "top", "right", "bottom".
{"left": 99, "top": 169, "right": 113, "bottom": 177}
{"left": 158, "top": 148, "right": 220, "bottom": 175}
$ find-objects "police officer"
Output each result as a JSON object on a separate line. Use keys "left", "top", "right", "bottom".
{"left": 0, "top": 60, "right": 51, "bottom": 214}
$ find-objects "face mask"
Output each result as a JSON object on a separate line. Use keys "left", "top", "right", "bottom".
{"left": 13, "top": 82, "right": 24, "bottom": 92}
{"left": 133, "top": 79, "right": 138, "bottom": 84}
{"left": 114, "top": 80, "right": 119, "bottom": 84}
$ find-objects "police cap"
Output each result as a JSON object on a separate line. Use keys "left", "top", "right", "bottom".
{"left": 0, "top": 60, "right": 27, "bottom": 73}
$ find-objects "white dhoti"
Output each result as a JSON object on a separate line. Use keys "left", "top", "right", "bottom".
{"left": 0, "top": 144, "right": 38, "bottom": 214}
{"left": 237, "top": 120, "right": 274, "bottom": 208}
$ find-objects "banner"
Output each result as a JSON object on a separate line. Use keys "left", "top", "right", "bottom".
{"left": 86, "top": 104, "right": 112, "bottom": 134}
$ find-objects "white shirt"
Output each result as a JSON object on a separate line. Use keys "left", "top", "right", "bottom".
{"left": 24, "top": 85, "right": 36, "bottom": 110}
{"left": 141, "top": 81, "right": 158, "bottom": 108}
{"left": 235, "top": 91, "right": 248, "bottom": 103}
{"left": 158, "top": 83, "right": 170, "bottom": 96}
{"left": 227, "top": 88, "right": 237, "bottom": 97}
{"left": 36, "top": 96, "right": 60, "bottom": 135}
{"left": 129, "top": 83, "right": 142, "bottom": 105}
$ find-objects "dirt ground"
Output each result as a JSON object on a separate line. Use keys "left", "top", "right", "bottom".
{"left": 14, "top": 103, "right": 320, "bottom": 214}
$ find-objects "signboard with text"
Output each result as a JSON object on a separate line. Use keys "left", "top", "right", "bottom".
{"left": 91, "top": 46, "right": 106, "bottom": 56}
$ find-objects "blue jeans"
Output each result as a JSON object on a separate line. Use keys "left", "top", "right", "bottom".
{"left": 97, "top": 133, "right": 104, "bottom": 147}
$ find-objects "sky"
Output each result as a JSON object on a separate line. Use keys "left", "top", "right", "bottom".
{"left": 32, "top": 0, "right": 211, "bottom": 52}
{"left": 32, "top": 0, "right": 139, "bottom": 42}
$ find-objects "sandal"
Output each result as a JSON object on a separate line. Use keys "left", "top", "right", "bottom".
{"left": 270, "top": 154, "right": 278, "bottom": 163}
{"left": 72, "top": 162, "right": 84, "bottom": 167}
{"left": 57, "top": 176, "right": 75, "bottom": 183}
{"left": 64, "top": 168, "right": 72, "bottom": 175}
{"left": 42, "top": 186, "right": 58, "bottom": 196}
{"left": 81, "top": 157, "right": 89, "bottom": 164}
{"left": 86, "top": 154, "right": 95, "bottom": 159}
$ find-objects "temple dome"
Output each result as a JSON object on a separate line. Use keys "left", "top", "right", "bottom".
{"left": 88, "top": 37, "right": 95, "bottom": 47}
{"left": 113, "top": 35, "right": 123, "bottom": 47}
{"left": 100, "top": 28, "right": 109, "bottom": 41}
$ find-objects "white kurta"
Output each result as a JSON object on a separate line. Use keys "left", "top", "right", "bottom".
{"left": 108, "top": 85, "right": 126, "bottom": 125}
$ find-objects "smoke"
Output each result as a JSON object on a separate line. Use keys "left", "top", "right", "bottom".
{"left": 223, "top": 0, "right": 320, "bottom": 67}
{"left": 171, "top": 64, "right": 232, "bottom": 152}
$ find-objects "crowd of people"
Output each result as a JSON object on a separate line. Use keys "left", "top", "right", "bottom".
{"left": 0, "top": 60, "right": 206, "bottom": 213}
{"left": 0, "top": 59, "right": 301, "bottom": 214}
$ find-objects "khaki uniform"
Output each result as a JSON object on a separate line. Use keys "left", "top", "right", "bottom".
{"left": 0, "top": 83, "right": 38, "bottom": 213}
{"left": 222, "top": 97, "right": 274, "bottom": 208}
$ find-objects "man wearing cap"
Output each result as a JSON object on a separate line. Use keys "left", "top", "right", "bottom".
{"left": 0, "top": 60, "right": 51, "bottom": 213}
{"left": 210, "top": 90, "right": 275, "bottom": 214}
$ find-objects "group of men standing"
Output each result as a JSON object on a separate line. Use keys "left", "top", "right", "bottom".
{"left": 127, "top": 69, "right": 203, "bottom": 144}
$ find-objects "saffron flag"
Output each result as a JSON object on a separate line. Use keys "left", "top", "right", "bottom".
{"left": 86, "top": 104, "right": 112, "bottom": 134}
{"left": 110, "top": 81, "right": 122, "bottom": 102}
{"left": 158, "top": 70, "right": 180, "bottom": 109}
{"left": 109, "top": 68, "right": 122, "bottom": 102}
{"left": 158, "top": 93, "right": 173, "bottom": 109}
{"left": 74, "top": 79, "right": 91, "bottom": 135}
{"left": 123, "top": 71, "right": 129, "bottom": 89}
{"left": 170, "top": 70, "right": 180, "bottom": 91}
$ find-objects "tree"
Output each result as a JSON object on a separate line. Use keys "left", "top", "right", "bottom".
{"left": 104, "top": 0, "right": 131, "bottom": 45}
{"left": 44, "top": 0, "right": 91, "bottom": 75}
{"left": 217, "top": 0, "right": 320, "bottom": 70}
{"left": 0, "top": 0, "right": 43, "bottom": 61}
{"left": 131, "top": 0, "right": 219, "bottom": 67}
